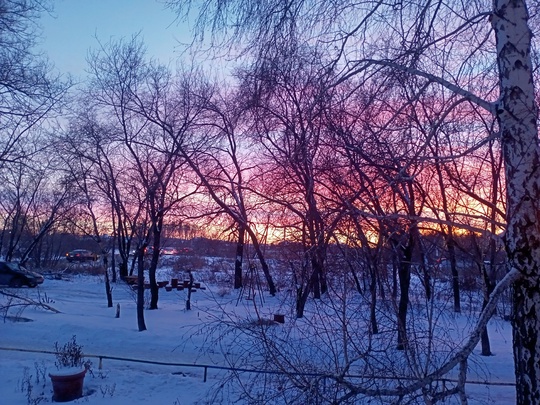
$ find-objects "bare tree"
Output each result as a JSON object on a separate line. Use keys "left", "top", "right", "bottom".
{"left": 168, "top": 0, "right": 540, "bottom": 402}
{"left": 183, "top": 86, "right": 279, "bottom": 295}
{"left": 0, "top": 146, "right": 75, "bottom": 266}
{"left": 0, "top": 0, "right": 69, "bottom": 266}
{"left": 60, "top": 105, "right": 152, "bottom": 330}
{"left": 236, "top": 46, "right": 342, "bottom": 313}
{"left": 86, "top": 37, "right": 203, "bottom": 311}
{"left": 60, "top": 110, "right": 140, "bottom": 282}
{"left": 0, "top": 0, "right": 67, "bottom": 166}
{"left": 58, "top": 135, "right": 116, "bottom": 307}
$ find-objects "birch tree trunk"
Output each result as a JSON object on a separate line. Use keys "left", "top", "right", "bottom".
{"left": 492, "top": 1, "right": 540, "bottom": 403}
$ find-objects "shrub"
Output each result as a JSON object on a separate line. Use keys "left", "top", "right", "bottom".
{"left": 53, "top": 335, "right": 85, "bottom": 369}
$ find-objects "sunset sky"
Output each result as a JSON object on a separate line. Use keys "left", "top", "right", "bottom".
{"left": 39, "top": 0, "right": 192, "bottom": 79}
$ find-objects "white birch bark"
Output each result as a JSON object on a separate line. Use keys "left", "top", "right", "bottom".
{"left": 492, "top": 1, "right": 540, "bottom": 403}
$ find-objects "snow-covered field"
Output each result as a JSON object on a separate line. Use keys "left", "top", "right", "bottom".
{"left": 1, "top": 272, "right": 516, "bottom": 404}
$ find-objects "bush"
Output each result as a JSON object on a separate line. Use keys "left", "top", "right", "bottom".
{"left": 54, "top": 335, "right": 85, "bottom": 369}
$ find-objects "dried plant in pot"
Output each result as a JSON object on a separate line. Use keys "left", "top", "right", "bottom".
{"left": 49, "top": 335, "right": 91, "bottom": 402}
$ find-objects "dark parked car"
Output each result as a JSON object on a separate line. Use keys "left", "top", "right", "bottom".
{"left": 66, "top": 249, "right": 97, "bottom": 262}
{"left": 0, "top": 261, "right": 44, "bottom": 288}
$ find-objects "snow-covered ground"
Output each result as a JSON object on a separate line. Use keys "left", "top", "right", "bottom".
{"left": 0, "top": 273, "right": 516, "bottom": 404}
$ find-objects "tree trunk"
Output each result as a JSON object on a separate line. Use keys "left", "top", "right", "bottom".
{"left": 480, "top": 262, "right": 495, "bottom": 356}
{"left": 432, "top": 137, "right": 461, "bottom": 313}
{"left": 115, "top": 222, "right": 129, "bottom": 279}
{"left": 148, "top": 214, "right": 165, "bottom": 310}
{"left": 148, "top": 246, "right": 160, "bottom": 310}
{"left": 246, "top": 226, "right": 276, "bottom": 295}
{"left": 412, "top": 225, "right": 431, "bottom": 301}
{"left": 446, "top": 235, "right": 461, "bottom": 313}
{"left": 310, "top": 247, "right": 327, "bottom": 297}
{"left": 186, "top": 270, "right": 194, "bottom": 311}
{"left": 103, "top": 254, "right": 113, "bottom": 308}
{"left": 234, "top": 225, "right": 245, "bottom": 289}
{"left": 119, "top": 259, "right": 129, "bottom": 279}
{"left": 369, "top": 265, "right": 379, "bottom": 334}
{"left": 296, "top": 267, "right": 319, "bottom": 318}
{"left": 6, "top": 207, "right": 22, "bottom": 262}
{"left": 397, "top": 234, "right": 414, "bottom": 350}
{"left": 20, "top": 217, "right": 55, "bottom": 266}
{"left": 492, "top": 1, "right": 540, "bottom": 403}
{"left": 392, "top": 257, "right": 398, "bottom": 300}
{"left": 136, "top": 248, "right": 147, "bottom": 332}
{"left": 311, "top": 261, "right": 321, "bottom": 299}
{"left": 110, "top": 236, "right": 117, "bottom": 283}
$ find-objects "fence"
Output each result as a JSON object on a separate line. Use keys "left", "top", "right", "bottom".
{"left": 0, "top": 346, "right": 516, "bottom": 387}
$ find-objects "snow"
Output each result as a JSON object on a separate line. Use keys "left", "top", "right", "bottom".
{"left": 49, "top": 367, "right": 86, "bottom": 377}
{"left": 0, "top": 273, "right": 517, "bottom": 404}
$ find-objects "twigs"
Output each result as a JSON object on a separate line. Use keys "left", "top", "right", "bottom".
{"left": 0, "top": 289, "right": 61, "bottom": 317}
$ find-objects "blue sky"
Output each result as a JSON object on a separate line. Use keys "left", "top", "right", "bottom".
{"left": 40, "top": 0, "right": 193, "bottom": 79}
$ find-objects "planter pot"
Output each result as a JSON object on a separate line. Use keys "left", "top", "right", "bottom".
{"left": 49, "top": 368, "right": 86, "bottom": 402}
{"left": 165, "top": 286, "right": 173, "bottom": 292}
{"left": 171, "top": 278, "right": 178, "bottom": 288}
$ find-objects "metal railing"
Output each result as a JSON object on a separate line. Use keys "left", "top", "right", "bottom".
{"left": 0, "top": 346, "right": 516, "bottom": 387}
